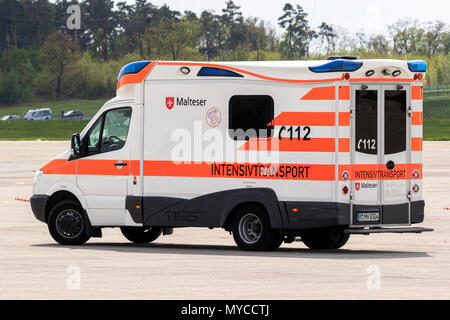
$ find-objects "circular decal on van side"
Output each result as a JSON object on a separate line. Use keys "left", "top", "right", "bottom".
{"left": 206, "top": 107, "right": 221, "bottom": 127}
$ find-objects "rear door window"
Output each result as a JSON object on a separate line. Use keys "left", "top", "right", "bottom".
{"left": 355, "top": 90, "right": 378, "bottom": 155}
{"left": 384, "top": 90, "right": 406, "bottom": 154}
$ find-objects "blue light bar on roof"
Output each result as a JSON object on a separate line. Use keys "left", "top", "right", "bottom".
{"left": 309, "top": 59, "right": 363, "bottom": 73}
{"left": 197, "top": 67, "right": 243, "bottom": 77}
{"left": 117, "top": 61, "right": 151, "bottom": 80}
{"left": 407, "top": 60, "right": 427, "bottom": 72}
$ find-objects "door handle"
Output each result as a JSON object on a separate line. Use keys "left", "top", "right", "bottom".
{"left": 115, "top": 162, "right": 128, "bottom": 167}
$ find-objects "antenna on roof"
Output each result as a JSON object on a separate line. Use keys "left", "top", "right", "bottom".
{"left": 326, "top": 56, "right": 359, "bottom": 60}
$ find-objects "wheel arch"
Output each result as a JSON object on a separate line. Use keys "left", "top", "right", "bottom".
{"left": 220, "top": 188, "right": 285, "bottom": 231}
{"left": 44, "top": 190, "right": 82, "bottom": 223}
{"left": 44, "top": 189, "right": 101, "bottom": 238}
{"left": 223, "top": 201, "right": 269, "bottom": 231}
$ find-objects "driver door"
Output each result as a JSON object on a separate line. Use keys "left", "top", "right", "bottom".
{"left": 77, "top": 107, "right": 132, "bottom": 226}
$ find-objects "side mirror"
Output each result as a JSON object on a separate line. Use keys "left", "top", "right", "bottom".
{"left": 71, "top": 133, "right": 81, "bottom": 157}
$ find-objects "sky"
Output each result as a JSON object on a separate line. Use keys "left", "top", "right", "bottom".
{"left": 121, "top": 0, "right": 450, "bottom": 35}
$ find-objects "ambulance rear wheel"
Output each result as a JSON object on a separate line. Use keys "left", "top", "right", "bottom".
{"left": 48, "top": 201, "right": 90, "bottom": 245}
{"left": 301, "top": 227, "right": 350, "bottom": 250}
{"left": 232, "top": 205, "right": 282, "bottom": 251}
{"left": 120, "top": 226, "right": 162, "bottom": 244}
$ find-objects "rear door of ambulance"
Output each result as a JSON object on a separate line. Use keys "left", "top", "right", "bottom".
{"left": 350, "top": 84, "right": 412, "bottom": 226}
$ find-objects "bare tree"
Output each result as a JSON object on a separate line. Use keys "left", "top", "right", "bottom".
{"left": 367, "top": 35, "right": 390, "bottom": 54}
{"left": 388, "top": 18, "right": 420, "bottom": 54}
{"left": 317, "top": 22, "right": 337, "bottom": 54}
{"left": 423, "top": 20, "right": 445, "bottom": 57}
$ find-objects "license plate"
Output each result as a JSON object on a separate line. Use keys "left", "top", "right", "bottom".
{"left": 356, "top": 212, "right": 380, "bottom": 222}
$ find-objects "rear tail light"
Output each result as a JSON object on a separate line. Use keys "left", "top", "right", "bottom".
{"left": 412, "top": 184, "right": 420, "bottom": 193}
{"left": 341, "top": 73, "right": 350, "bottom": 80}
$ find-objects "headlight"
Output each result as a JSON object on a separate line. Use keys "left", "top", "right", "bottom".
{"left": 34, "top": 169, "right": 43, "bottom": 185}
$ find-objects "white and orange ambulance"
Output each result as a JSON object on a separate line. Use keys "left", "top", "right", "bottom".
{"left": 30, "top": 57, "right": 432, "bottom": 250}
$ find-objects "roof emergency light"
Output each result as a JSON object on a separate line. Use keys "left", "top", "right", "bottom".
{"left": 117, "top": 61, "right": 151, "bottom": 81}
{"left": 197, "top": 67, "right": 243, "bottom": 77}
{"left": 309, "top": 59, "right": 363, "bottom": 73}
{"left": 407, "top": 60, "right": 427, "bottom": 72}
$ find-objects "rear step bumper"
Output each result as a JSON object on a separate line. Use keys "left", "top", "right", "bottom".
{"left": 344, "top": 227, "right": 433, "bottom": 235}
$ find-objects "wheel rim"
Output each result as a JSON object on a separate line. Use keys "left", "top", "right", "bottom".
{"left": 238, "top": 213, "right": 262, "bottom": 244}
{"left": 56, "top": 209, "right": 84, "bottom": 239}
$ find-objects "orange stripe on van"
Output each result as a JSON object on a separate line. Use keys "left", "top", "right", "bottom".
{"left": 116, "top": 61, "right": 157, "bottom": 90}
{"left": 41, "top": 159, "right": 141, "bottom": 176}
{"left": 411, "top": 137, "right": 423, "bottom": 151}
{"left": 77, "top": 159, "right": 130, "bottom": 176}
{"left": 143, "top": 161, "right": 336, "bottom": 181}
{"left": 338, "top": 138, "right": 350, "bottom": 152}
{"left": 300, "top": 86, "right": 335, "bottom": 100}
{"left": 339, "top": 86, "right": 350, "bottom": 100}
{"left": 158, "top": 61, "right": 342, "bottom": 83}
{"left": 129, "top": 160, "right": 141, "bottom": 176}
{"left": 411, "top": 112, "right": 423, "bottom": 125}
{"left": 270, "top": 112, "right": 335, "bottom": 126}
{"left": 339, "top": 163, "right": 422, "bottom": 181}
{"left": 338, "top": 112, "right": 350, "bottom": 126}
{"left": 40, "top": 159, "right": 76, "bottom": 175}
{"left": 238, "top": 138, "right": 336, "bottom": 152}
{"left": 411, "top": 86, "right": 423, "bottom": 100}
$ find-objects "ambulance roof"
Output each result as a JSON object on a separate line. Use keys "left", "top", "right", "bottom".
{"left": 115, "top": 59, "right": 426, "bottom": 98}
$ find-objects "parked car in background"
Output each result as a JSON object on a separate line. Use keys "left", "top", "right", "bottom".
{"left": 62, "top": 110, "right": 83, "bottom": 120}
{"left": 24, "top": 108, "right": 52, "bottom": 120}
{"left": 1, "top": 115, "right": 20, "bottom": 121}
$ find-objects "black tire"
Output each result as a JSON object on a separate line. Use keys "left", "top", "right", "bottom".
{"left": 268, "top": 234, "right": 284, "bottom": 250}
{"left": 120, "top": 226, "right": 162, "bottom": 244}
{"left": 300, "top": 227, "right": 350, "bottom": 250}
{"left": 232, "top": 204, "right": 281, "bottom": 251}
{"left": 48, "top": 200, "right": 90, "bottom": 245}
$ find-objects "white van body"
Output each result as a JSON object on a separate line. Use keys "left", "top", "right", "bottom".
{"left": 24, "top": 108, "right": 52, "bottom": 120}
{"left": 30, "top": 58, "right": 432, "bottom": 249}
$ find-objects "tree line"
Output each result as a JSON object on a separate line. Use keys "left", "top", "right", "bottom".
{"left": 0, "top": 0, "right": 449, "bottom": 103}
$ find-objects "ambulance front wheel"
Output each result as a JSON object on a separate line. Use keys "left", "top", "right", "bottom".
{"left": 232, "top": 204, "right": 283, "bottom": 251}
{"left": 300, "top": 227, "right": 350, "bottom": 250}
{"left": 48, "top": 201, "right": 91, "bottom": 245}
{"left": 120, "top": 226, "right": 163, "bottom": 244}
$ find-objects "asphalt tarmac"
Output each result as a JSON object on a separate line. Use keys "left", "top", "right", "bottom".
{"left": 0, "top": 141, "right": 449, "bottom": 299}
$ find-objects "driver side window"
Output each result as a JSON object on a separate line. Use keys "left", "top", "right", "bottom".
{"left": 100, "top": 108, "right": 132, "bottom": 153}
{"left": 82, "top": 107, "right": 132, "bottom": 156}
